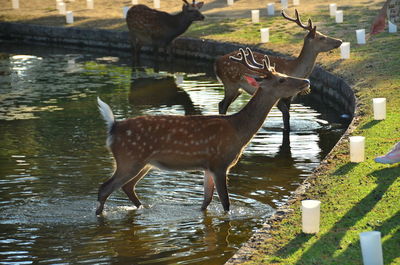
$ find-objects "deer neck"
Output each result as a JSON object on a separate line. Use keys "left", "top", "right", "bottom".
{"left": 170, "top": 12, "right": 194, "bottom": 37}
{"left": 292, "top": 42, "right": 319, "bottom": 78}
{"left": 230, "top": 87, "right": 280, "bottom": 145}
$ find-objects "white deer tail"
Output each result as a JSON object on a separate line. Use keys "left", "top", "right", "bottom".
{"left": 97, "top": 97, "right": 115, "bottom": 147}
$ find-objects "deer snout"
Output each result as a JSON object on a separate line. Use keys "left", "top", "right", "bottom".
{"left": 334, "top": 39, "right": 343, "bottom": 48}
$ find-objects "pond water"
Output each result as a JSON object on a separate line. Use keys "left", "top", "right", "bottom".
{"left": 0, "top": 43, "right": 347, "bottom": 265}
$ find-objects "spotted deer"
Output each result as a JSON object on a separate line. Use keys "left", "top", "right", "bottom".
{"left": 126, "top": 0, "right": 204, "bottom": 59}
{"left": 96, "top": 48, "right": 310, "bottom": 215}
{"left": 215, "top": 9, "right": 342, "bottom": 131}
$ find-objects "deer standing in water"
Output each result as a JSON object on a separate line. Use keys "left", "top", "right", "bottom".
{"left": 215, "top": 10, "right": 342, "bottom": 131}
{"left": 96, "top": 48, "right": 310, "bottom": 215}
{"left": 126, "top": 0, "right": 204, "bottom": 60}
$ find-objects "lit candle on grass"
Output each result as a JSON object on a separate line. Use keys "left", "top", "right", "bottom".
{"left": 340, "top": 42, "right": 350, "bottom": 59}
{"left": 329, "top": 3, "right": 337, "bottom": 17}
{"left": 267, "top": 3, "right": 275, "bottom": 16}
{"left": 301, "top": 200, "right": 321, "bottom": 234}
{"left": 389, "top": 21, "right": 397, "bottom": 33}
{"left": 123, "top": 6, "right": 129, "bottom": 18}
{"left": 66, "top": 11, "right": 74, "bottom": 24}
{"left": 360, "top": 231, "right": 384, "bottom": 265}
{"left": 59, "top": 2, "right": 66, "bottom": 14}
{"left": 349, "top": 136, "right": 365, "bottom": 162}
{"left": 356, "top": 29, "right": 366, "bottom": 44}
{"left": 251, "top": 10, "right": 260, "bottom": 23}
{"left": 281, "top": 0, "right": 288, "bottom": 9}
{"left": 12, "top": 0, "right": 19, "bottom": 9}
{"left": 87, "top": 0, "right": 94, "bottom": 9}
{"left": 336, "top": 10, "right": 343, "bottom": 23}
{"left": 260, "top": 28, "right": 269, "bottom": 43}
{"left": 373, "top": 98, "right": 386, "bottom": 120}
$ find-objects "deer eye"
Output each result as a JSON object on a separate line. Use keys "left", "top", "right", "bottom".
{"left": 279, "top": 78, "right": 285, "bottom": 83}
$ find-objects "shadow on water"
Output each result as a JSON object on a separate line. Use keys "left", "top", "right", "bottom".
{"left": 0, "top": 41, "right": 348, "bottom": 265}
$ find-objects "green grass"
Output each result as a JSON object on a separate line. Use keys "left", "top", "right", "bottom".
{"left": 185, "top": 6, "right": 400, "bottom": 265}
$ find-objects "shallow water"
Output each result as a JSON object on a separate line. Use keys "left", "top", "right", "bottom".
{"left": 0, "top": 43, "right": 347, "bottom": 264}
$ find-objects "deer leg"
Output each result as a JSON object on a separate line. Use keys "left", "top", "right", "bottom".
{"left": 218, "top": 84, "right": 241, "bottom": 114}
{"left": 121, "top": 166, "right": 151, "bottom": 209}
{"left": 212, "top": 169, "right": 230, "bottom": 212}
{"left": 201, "top": 170, "right": 215, "bottom": 211}
{"left": 96, "top": 164, "right": 145, "bottom": 215}
{"left": 277, "top": 98, "right": 291, "bottom": 132}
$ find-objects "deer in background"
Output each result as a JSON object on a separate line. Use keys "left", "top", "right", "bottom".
{"left": 126, "top": 0, "right": 204, "bottom": 60}
{"left": 215, "top": 9, "right": 342, "bottom": 132}
{"left": 95, "top": 48, "right": 310, "bottom": 215}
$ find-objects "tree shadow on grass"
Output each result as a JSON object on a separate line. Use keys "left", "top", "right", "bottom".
{"left": 273, "top": 166, "right": 399, "bottom": 264}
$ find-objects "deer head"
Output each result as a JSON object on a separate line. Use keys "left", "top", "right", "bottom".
{"left": 182, "top": 0, "right": 205, "bottom": 21}
{"left": 282, "top": 9, "right": 342, "bottom": 53}
{"left": 229, "top": 48, "right": 310, "bottom": 99}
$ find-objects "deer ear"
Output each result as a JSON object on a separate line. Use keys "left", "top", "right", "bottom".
{"left": 196, "top": 2, "right": 204, "bottom": 9}
{"left": 244, "top": 75, "right": 260, "bottom": 88}
{"left": 309, "top": 26, "right": 317, "bottom": 39}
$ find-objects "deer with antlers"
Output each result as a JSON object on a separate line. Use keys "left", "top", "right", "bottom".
{"left": 126, "top": 0, "right": 204, "bottom": 60}
{"left": 96, "top": 48, "right": 310, "bottom": 215}
{"left": 215, "top": 9, "right": 342, "bottom": 132}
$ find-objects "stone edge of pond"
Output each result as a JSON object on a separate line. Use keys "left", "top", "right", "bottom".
{"left": 0, "top": 21, "right": 357, "bottom": 264}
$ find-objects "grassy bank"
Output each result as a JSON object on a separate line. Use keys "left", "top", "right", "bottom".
{"left": 1, "top": 0, "right": 399, "bottom": 264}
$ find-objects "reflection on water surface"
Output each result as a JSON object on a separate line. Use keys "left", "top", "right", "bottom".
{"left": 0, "top": 43, "right": 346, "bottom": 264}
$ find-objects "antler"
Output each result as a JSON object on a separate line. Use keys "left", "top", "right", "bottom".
{"left": 182, "top": 0, "right": 197, "bottom": 6}
{"left": 229, "top": 48, "right": 273, "bottom": 74}
{"left": 281, "top": 9, "right": 314, "bottom": 31}
{"left": 182, "top": 0, "right": 189, "bottom": 5}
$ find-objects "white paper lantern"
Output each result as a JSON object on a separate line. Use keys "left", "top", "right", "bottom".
{"left": 87, "top": 0, "right": 94, "bottom": 9}
{"left": 281, "top": 0, "right": 288, "bottom": 9}
{"left": 356, "top": 29, "right": 366, "bottom": 44}
{"left": 251, "top": 10, "right": 259, "bottom": 23}
{"left": 154, "top": 0, "right": 160, "bottom": 8}
{"left": 123, "top": 6, "right": 129, "bottom": 18}
{"left": 12, "top": 0, "right": 19, "bottom": 9}
{"left": 340, "top": 42, "right": 350, "bottom": 59}
{"left": 301, "top": 200, "right": 321, "bottom": 234}
{"left": 335, "top": 10, "right": 343, "bottom": 23}
{"left": 360, "top": 231, "right": 384, "bottom": 265}
{"left": 349, "top": 136, "right": 365, "bottom": 162}
{"left": 66, "top": 11, "right": 74, "bottom": 24}
{"left": 260, "top": 28, "right": 269, "bottom": 43}
{"left": 329, "top": 3, "right": 337, "bottom": 17}
{"left": 373, "top": 98, "right": 386, "bottom": 120}
{"left": 389, "top": 21, "right": 397, "bottom": 33}
{"left": 267, "top": 3, "right": 275, "bottom": 16}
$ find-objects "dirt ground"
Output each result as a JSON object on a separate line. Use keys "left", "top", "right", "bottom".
{"left": 0, "top": 0, "right": 385, "bottom": 31}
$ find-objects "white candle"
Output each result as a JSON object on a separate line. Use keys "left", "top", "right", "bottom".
{"left": 87, "top": 0, "right": 94, "bottom": 9}
{"left": 66, "top": 11, "right": 74, "bottom": 24}
{"left": 356, "top": 29, "right": 366, "bottom": 44}
{"left": 132, "top": 0, "right": 138, "bottom": 4}
{"left": 59, "top": 2, "right": 66, "bottom": 14}
{"left": 227, "top": 0, "right": 234, "bottom": 5}
{"left": 335, "top": 10, "right": 343, "bottom": 23}
{"left": 340, "top": 42, "right": 350, "bottom": 59}
{"left": 251, "top": 10, "right": 260, "bottom": 23}
{"left": 175, "top": 74, "right": 184, "bottom": 85}
{"left": 349, "top": 136, "right": 365, "bottom": 162}
{"left": 389, "top": 21, "right": 397, "bottom": 33}
{"left": 373, "top": 98, "right": 386, "bottom": 120}
{"left": 12, "top": 0, "right": 19, "bottom": 9}
{"left": 301, "top": 200, "right": 321, "bottom": 234}
{"left": 123, "top": 6, "right": 129, "bottom": 18}
{"left": 56, "top": 0, "right": 63, "bottom": 10}
{"left": 360, "top": 231, "right": 384, "bottom": 265}
{"left": 329, "top": 3, "right": 337, "bottom": 17}
{"left": 267, "top": 3, "right": 275, "bottom": 16}
{"left": 260, "top": 28, "right": 269, "bottom": 43}
{"left": 154, "top": 0, "right": 160, "bottom": 8}
{"left": 293, "top": 0, "right": 300, "bottom": 6}
{"left": 281, "top": 0, "right": 288, "bottom": 9}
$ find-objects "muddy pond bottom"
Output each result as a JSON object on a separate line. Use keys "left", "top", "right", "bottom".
{"left": 0, "top": 43, "right": 347, "bottom": 264}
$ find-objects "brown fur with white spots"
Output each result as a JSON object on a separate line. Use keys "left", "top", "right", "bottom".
{"left": 215, "top": 9, "right": 342, "bottom": 131}
{"left": 126, "top": 0, "right": 204, "bottom": 59}
{"left": 96, "top": 48, "right": 310, "bottom": 215}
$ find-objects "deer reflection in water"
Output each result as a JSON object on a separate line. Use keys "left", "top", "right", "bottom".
{"left": 129, "top": 75, "right": 201, "bottom": 116}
